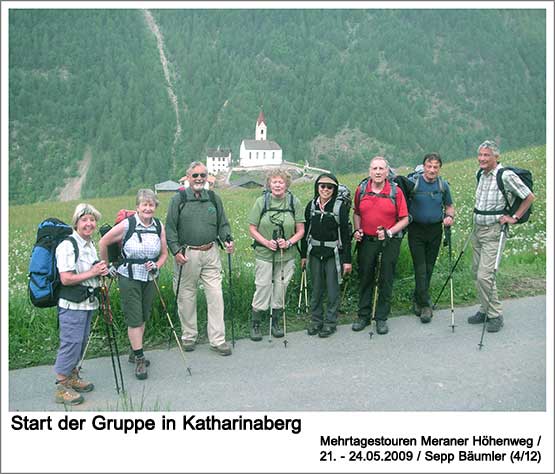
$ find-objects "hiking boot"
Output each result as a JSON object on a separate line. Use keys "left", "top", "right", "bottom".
{"left": 486, "top": 316, "right": 504, "bottom": 333}
{"left": 376, "top": 320, "right": 389, "bottom": 335}
{"left": 250, "top": 321, "right": 262, "bottom": 341}
{"left": 271, "top": 309, "right": 284, "bottom": 338}
{"left": 55, "top": 379, "right": 84, "bottom": 406}
{"left": 135, "top": 356, "right": 148, "bottom": 380}
{"left": 412, "top": 301, "right": 422, "bottom": 317}
{"left": 468, "top": 311, "right": 487, "bottom": 324}
{"left": 210, "top": 342, "right": 232, "bottom": 356}
{"left": 68, "top": 369, "right": 94, "bottom": 393}
{"left": 181, "top": 340, "right": 196, "bottom": 352}
{"left": 128, "top": 351, "right": 151, "bottom": 366}
{"left": 352, "top": 318, "right": 370, "bottom": 332}
{"left": 318, "top": 325, "right": 336, "bottom": 338}
{"left": 307, "top": 321, "right": 322, "bottom": 336}
{"left": 420, "top": 306, "right": 433, "bottom": 324}
{"left": 250, "top": 309, "right": 263, "bottom": 341}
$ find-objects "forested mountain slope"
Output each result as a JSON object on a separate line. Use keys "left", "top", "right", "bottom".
{"left": 8, "top": 9, "right": 546, "bottom": 204}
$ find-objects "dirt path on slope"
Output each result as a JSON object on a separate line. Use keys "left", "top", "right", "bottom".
{"left": 58, "top": 146, "right": 92, "bottom": 201}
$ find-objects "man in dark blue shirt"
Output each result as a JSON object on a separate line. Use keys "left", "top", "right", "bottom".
{"left": 407, "top": 153, "right": 455, "bottom": 323}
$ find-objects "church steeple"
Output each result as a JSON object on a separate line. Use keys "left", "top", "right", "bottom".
{"left": 255, "top": 109, "right": 267, "bottom": 141}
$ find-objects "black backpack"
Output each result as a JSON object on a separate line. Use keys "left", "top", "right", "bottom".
{"left": 476, "top": 166, "right": 533, "bottom": 223}
{"left": 28, "top": 218, "right": 78, "bottom": 308}
{"left": 307, "top": 184, "right": 352, "bottom": 249}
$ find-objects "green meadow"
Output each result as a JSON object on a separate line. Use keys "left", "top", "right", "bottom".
{"left": 9, "top": 146, "right": 546, "bottom": 369}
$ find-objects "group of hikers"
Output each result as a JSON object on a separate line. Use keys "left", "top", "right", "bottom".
{"left": 50, "top": 139, "right": 535, "bottom": 405}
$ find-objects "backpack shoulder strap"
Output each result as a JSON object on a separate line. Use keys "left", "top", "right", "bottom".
{"left": 288, "top": 191, "right": 295, "bottom": 215}
{"left": 411, "top": 174, "right": 420, "bottom": 194}
{"left": 65, "top": 236, "right": 79, "bottom": 264}
{"left": 122, "top": 215, "right": 136, "bottom": 247}
{"left": 389, "top": 180, "right": 398, "bottom": 211}
{"left": 358, "top": 178, "right": 369, "bottom": 199}
{"left": 260, "top": 190, "right": 271, "bottom": 217}
{"left": 495, "top": 167, "right": 511, "bottom": 209}
{"left": 476, "top": 169, "right": 484, "bottom": 185}
{"left": 207, "top": 190, "right": 220, "bottom": 231}
{"left": 310, "top": 199, "right": 317, "bottom": 217}
{"left": 332, "top": 199, "right": 342, "bottom": 226}
{"left": 495, "top": 167, "right": 508, "bottom": 193}
{"left": 437, "top": 176, "right": 445, "bottom": 194}
{"left": 153, "top": 217, "right": 162, "bottom": 237}
{"left": 178, "top": 189, "right": 188, "bottom": 215}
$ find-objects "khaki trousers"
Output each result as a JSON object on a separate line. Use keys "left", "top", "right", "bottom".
{"left": 472, "top": 223, "right": 506, "bottom": 318}
{"left": 251, "top": 257, "right": 295, "bottom": 311}
{"left": 173, "top": 245, "right": 226, "bottom": 346}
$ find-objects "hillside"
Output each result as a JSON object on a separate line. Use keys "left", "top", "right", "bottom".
{"left": 8, "top": 145, "right": 546, "bottom": 369}
{"left": 8, "top": 9, "right": 546, "bottom": 204}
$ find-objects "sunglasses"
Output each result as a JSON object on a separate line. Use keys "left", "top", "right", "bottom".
{"left": 191, "top": 173, "right": 207, "bottom": 179}
{"left": 318, "top": 183, "right": 336, "bottom": 190}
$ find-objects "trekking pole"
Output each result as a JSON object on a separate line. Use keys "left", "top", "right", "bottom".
{"left": 225, "top": 236, "right": 235, "bottom": 348}
{"left": 77, "top": 278, "right": 114, "bottom": 372}
{"left": 269, "top": 230, "right": 278, "bottom": 343}
{"left": 432, "top": 229, "right": 473, "bottom": 309}
{"left": 297, "top": 266, "right": 305, "bottom": 316}
{"left": 77, "top": 313, "right": 99, "bottom": 372}
{"left": 170, "top": 246, "right": 187, "bottom": 349}
{"left": 369, "top": 229, "right": 385, "bottom": 339}
{"left": 151, "top": 273, "right": 192, "bottom": 375}
{"left": 99, "top": 278, "right": 125, "bottom": 394}
{"left": 281, "top": 246, "right": 288, "bottom": 348}
{"left": 303, "top": 266, "right": 309, "bottom": 313}
{"left": 443, "top": 226, "right": 456, "bottom": 333}
{"left": 478, "top": 224, "right": 508, "bottom": 350}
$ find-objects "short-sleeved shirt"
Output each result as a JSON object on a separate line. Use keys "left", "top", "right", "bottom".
{"left": 354, "top": 179, "right": 409, "bottom": 236}
{"left": 248, "top": 192, "right": 305, "bottom": 262}
{"left": 56, "top": 231, "right": 100, "bottom": 310}
{"left": 474, "top": 164, "right": 531, "bottom": 226}
{"left": 409, "top": 176, "right": 453, "bottom": 224}
{"left": 117, "top": 214, "right": 161, "bottom": 282}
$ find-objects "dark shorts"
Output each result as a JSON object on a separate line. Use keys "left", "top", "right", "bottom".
{"left": 118, "top": 275, "right": 155, "bottom": 328}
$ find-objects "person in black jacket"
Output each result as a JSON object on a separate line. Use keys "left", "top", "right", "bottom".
{"left": 300, "top": 174, "right": 352, "bottom": 337}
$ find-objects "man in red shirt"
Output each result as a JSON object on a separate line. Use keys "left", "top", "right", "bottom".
{"left": 352, "top": 157, "right": 410, "bottom": 334}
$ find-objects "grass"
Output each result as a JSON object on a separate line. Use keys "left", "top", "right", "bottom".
{"left": 8, "top": 145, "right": 546, "bottom": 369}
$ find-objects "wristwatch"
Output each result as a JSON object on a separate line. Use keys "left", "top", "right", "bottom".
{"left": 512, "top": 214, "right": 520, "bottom": 222}
{"left": 286, "top": 240, "right": 292, "bottom": 248}
{"left": 386, "top": 229, "right": 393, "bottom": 239}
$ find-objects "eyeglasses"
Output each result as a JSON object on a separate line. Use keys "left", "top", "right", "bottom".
{"left": 191, "top": 173, "right": 207, "bottom": 179}
{"left": 319, "top": 183, "right": 335, "bottom": 190}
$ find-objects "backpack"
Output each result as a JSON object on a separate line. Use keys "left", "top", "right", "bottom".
{"left": 357, "top": 174, "right": 408, "bottom": 236}
{"left": 28, "top": 218, "right": 78, "bottom": 308}
{"left": 99, "top": 210, "right": 161, "bottom": 267}
{"left": 358, "top": 176, "right": 398, "bottom": 207}
{"left": 307, "top": 184, "right": 352, "bottom": 249}
{"left": 476, "top": 166, "right": 533, "bottom": 223}
{"left": 251, "top": 189, "right": 296, "bottom": 247}
{"left": 407, "top": 167, "right": 447, "bottom": 199}
{"left": 178, "top": 188, "right": 219, "bottom": 224}
{"left": 259, "top": 189, "right": 296, "bottom": 219}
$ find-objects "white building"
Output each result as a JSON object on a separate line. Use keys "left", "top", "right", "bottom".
{"left": 239, "top": 110, "right": 283, "bottom": 167}
{"left": 206, "top": 147, "right": 231, "bottom": 175}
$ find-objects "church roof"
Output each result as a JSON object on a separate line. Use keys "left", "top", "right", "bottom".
{"left": 257, "top": 110, "right": 266, "bottom": 126}
{"left": 207, "top": 148, "right": 231, "bottom": 157}
{"left": 242, "top": 139, "right": 281, "bottom": 151}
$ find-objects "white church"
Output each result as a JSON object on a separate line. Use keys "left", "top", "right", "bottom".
{"left": 239, "top": 110, "right": 283, "bottom": 167}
